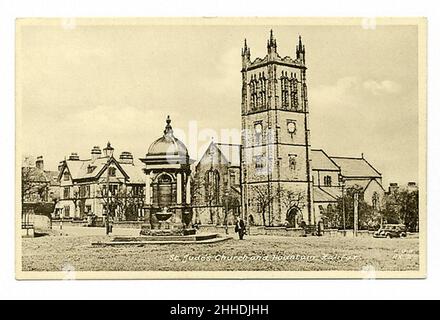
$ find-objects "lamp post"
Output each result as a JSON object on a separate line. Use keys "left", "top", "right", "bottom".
{"left": 224, "top": 190, "right": 229, "bottom": 235}
{"left": 354, "top": 192, "right": 359, "bottom": 237}
{"left": 105, "top": 159, "right": 110, "bottom": 235}
{"left": 340, "top": 176, "right": 346, "bottom": 236}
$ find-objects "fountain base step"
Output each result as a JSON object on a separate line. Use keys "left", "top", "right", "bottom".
{"left": 92, "top": 233, "right": 232, "bottom": 246}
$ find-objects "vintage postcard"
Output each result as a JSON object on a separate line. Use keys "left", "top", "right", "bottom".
{"left": 16, "top": 17, "right": 426, "bottom": 279}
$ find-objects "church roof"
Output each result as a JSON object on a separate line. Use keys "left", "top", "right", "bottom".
{"left": 216, "top": 143, "right": 241, "bottom": 167}
{"left": 311, "top": 149, "right": 340, "bottom": 171}
{"left": 313, "top": 187, "right": 338, "bottom": 203}
{"left": 196, "top": 142, "right": 241, "bottom": 168}
{"left": 330, "top": 156, "right": 381, "bottom": 178}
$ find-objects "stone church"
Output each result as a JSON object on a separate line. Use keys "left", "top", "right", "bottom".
{"left": 193, "top": 31, "right": 385, "bottom": 228}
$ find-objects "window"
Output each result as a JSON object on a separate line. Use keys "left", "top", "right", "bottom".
{"left": 250, "top": 78, "right": 257, "bottom": 110}
{"left": 64, "top": 206, "right": 70, "bottom": 217}
{"left": 372, "top": 192, "right": 379, "bottom": 210}
{"left": 109, "top": 184, "right": 118, "bottom": 195}
{"left": 108, "top": 167, "right": 116, "bottom": 177}
{"left": 63, "top": 187, "right": 70, "bottom": 199}
{"left": 63, "top": 172, "right": 70, "bottom": 181}
{"left": 205, "top": 170, "right": 220, "bottom": 205}
{"left": 87, "top": 165, "right": 95, "bottom": 174}
{"left": 230, "top": 172, "right": 236, "bottom": 185}
{"left": 132, "top": 185, "right": 144, "bottom": 196}
{"left": 288, "top": 154, "right": 297, "bottom": 171}
{"left": 249, "top": 74, "right": 266, "bottom": 111}
{"left": 324, "top": 175, "right": 332, "bottom": 186}
{"left": 281, "top": 72, "right": 289, "bottom": 109}
{"left": 255, "top": 155, "right": 264, "bottom": 169}
{"left": 79, "top": 185, "right": 90, "bottom": 198}
{"left": 254, "top": 122, "right": 263, "bottom": 145}
{"left": 290, "top": 78, "right": 299, "bottom": 109}
{"left": 85, "top": 205, "right": 92, "bottom": 213}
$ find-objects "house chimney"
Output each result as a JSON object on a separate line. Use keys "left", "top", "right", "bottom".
{"left": 119, "top": 151, "right": 133, "bottom": 164}
{"left": 389, "top": 182, "right": 399, "bottom": 193}
{"left": 58, "top": 161, "right": 64, "bottom": 172}
{"left": 68, "top": 152, "right": 80, "bottom": 161}
{"left": 35, "top": 156, "right": 44, "bottom": 170}
{"left": 91, "top": 146, "right": 102, "bottom": 161}
{"left": 407, "top": 182, "right": 417, "bottom": 191}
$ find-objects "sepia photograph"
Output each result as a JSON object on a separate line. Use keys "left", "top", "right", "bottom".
{"left": 15, "top": 17, "right": 426, "bottom": 279}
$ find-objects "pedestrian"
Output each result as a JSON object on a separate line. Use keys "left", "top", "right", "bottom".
{"left": 235, "top": 218, "right": 246, "bottom": 240}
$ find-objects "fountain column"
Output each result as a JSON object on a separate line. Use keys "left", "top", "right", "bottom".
{"left": 186, "top": 173, "right": 191, "bottom": 205}
{"left": 145, "top": 174, "right": 151, "bottom": 205}
{"left": 176, "top": 173, "right": 182, "bottom": 204}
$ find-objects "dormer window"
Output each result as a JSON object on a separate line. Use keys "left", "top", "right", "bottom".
{"left": 87, "top": 165, "right": 96, "bottom": 174}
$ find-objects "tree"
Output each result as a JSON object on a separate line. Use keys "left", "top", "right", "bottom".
{"left": 98, "top": 184, "right": 118, "bottom": 220}
{"left": 21, "top": 155, "right": 48, "bottom": 224}
{"left": 382, "top": 189, "right": 419, "bottom": 232}
{"left": 330, "top": 185, "right": 379, "bottom": 230}
{"left": 252, "top": 184, "right": 276, "bottom": 226}
{"left": 222, "top": 190, "right": 240, "bottom": 226}
{"left": 98, "top": 184, "right": 145, "bottom": 221}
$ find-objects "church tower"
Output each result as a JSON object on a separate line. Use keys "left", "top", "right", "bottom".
{"left": 241, "top": 31, "right": 314, "bottom": 227}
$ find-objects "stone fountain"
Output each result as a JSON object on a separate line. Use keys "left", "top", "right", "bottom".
{"left": 139, "top": 206, "right": 196, "bottom": 237}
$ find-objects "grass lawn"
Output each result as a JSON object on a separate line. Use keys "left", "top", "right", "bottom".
{"left": 21, "top": 233, "right": 419, "bottom": 272}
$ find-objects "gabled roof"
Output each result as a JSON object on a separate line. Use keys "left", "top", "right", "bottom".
{"left": 44, "top": 170, "right": 60, "bottom": 186}
{"left": 216, "top": 143, "right": 241, "bottom": 167}
{"left": 330, "top": 156, "right": 381, "bottom": 178}
{"left": 59, "top": 156, "right": 132, "bottom": 182}
{"left": 313, "top": 187, "right": 338, "bottom": 203}
{"left": 196, "top": 142, "right": 241, "bottom": 168}
{"left": 120, "top": 160, "right": 145, "bottom": 184}
{"left": 345, "top": 178, "right": 385, "bottom": 192}
{"left": 311, "top": 149, "right": 340, "bottom": 171}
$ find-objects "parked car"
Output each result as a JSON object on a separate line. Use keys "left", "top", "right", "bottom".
{"left": 373, "top": 224, "right": 407, "bottom": 238}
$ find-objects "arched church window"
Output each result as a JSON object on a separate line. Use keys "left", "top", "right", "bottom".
{"left": 205, "top": 169, "right": 220, "bottom": 206}
{"left": 290, "top": 77, "right": 299, "bottom": 110}
{"left": 372, "top": 192, "right": 379, "bottom": 210}
{"left": 281, "top": 72, "right": 289, "bottom": 109}
{"left": 260, "top": 74, "right": 267, "bottom": 108}
{"left": 249, "top": 78, "right": 257, "bottom": 110}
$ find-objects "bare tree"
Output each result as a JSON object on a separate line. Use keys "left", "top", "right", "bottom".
{"left": 252, "top": 184, "right": 276, "bottom": 226}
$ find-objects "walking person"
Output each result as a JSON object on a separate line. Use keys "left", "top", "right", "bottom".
{"left": 235, "top": 218, "right": 246, "bottom": 240}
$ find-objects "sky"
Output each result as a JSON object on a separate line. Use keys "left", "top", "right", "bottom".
{"left": 17, "top": 20, "right": 420, "bottom": 186}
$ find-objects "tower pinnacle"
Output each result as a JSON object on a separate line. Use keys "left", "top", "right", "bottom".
{"left": 296, "top": 35, "right": 305, "bottom": 62}
{"left": 267, "top": 29, "right": 277, "bottom": 54}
